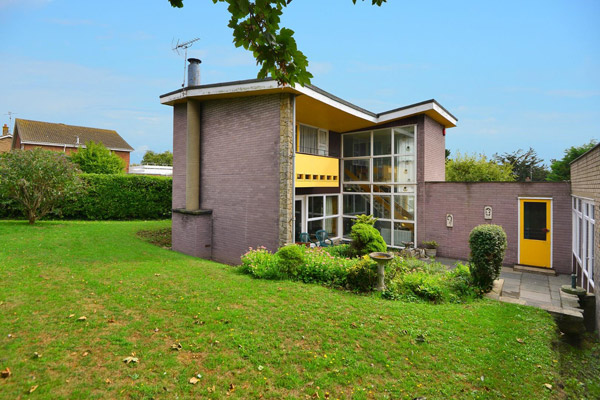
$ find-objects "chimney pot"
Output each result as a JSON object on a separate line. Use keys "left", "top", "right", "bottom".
{"left": 187, "top": 58, "right": 202, "bottom": 87}
{"left": 2, "top": 124, "right": 8, "bottom": 136}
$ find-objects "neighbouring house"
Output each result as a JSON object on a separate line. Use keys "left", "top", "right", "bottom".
{"left": 570, "top": 143, "right": 599, "bottom": 335}
{"left": 0, "top": 124, "right": 12, "bottom": 153}
{"left": 160, "top": 60, "right": 573, "bottom": 273}
{"left": 11, "top": 119, "right": 134, "bottom": 172}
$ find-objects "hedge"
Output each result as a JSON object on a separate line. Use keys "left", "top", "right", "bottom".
{"left": 0, "top": 174, "right": 172, "bottom": 220}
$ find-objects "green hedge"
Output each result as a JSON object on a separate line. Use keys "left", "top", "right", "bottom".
{"left": 0, "top": 174, "right": 172, "bottom": 220}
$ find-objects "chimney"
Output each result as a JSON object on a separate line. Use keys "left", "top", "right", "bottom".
{"left": 187, "top": 58, "right": 201, "bottom": 87}
{"left": 2, "top": 124, "right": 8, "bottom": 136}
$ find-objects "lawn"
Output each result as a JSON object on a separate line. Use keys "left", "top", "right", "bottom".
{"left": 0, "top": 220, "right": 591, "bottom": 399}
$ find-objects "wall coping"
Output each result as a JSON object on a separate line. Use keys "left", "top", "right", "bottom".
{"left": 172, "top": 208, "right": 213, "bottom": 216}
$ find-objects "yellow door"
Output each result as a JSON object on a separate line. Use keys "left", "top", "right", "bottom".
{"left": 519, "top": 199, "right": 551, "bottom": 268}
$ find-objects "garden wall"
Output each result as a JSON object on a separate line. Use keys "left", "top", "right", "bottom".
{"left": 417, "top": 182, "right": 572, "bottom": 274}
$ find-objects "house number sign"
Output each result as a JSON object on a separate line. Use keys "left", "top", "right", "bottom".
{"left": 484, "top": 206, "right": 493, "bottom": 220}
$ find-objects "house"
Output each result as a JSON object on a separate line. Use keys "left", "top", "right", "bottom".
{"left": 11, "top": 119, "right": 134, "bottom": 171}
{"left": 0, "top": 124, "right": 12, "bottom": 153}
{"left": 570, "top": 143, "right": 599, "bottom": 335}
{"left": 160, "top": 60, "right": 572, "bottom": 274}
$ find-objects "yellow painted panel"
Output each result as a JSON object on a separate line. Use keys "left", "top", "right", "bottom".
{"left": 519, "top": 199, "right": 552, "bottom": 268}
{"left": 295, "top": 153, "right": 339, "bottom": 188}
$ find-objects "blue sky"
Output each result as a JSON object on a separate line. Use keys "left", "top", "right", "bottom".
{"left": 1, "top": 0, "right": 598, "bottom": 164}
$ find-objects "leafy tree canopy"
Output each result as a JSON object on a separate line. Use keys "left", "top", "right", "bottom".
{"left": 493, "top": 147, "right": 549, "bottom": 182}
{"left": 0, "top": 149, "right": 82, "bottom": 224}
{"left": 70, "top": 141, "right": 125, "bottom": 174}
{"left": 446, "top": 152, "right": 515, "bottom": 182}
{"left": 142, "top": 150, "right": 173, "bottom": 166}
{"left": 168, "top": 0, "right": 386, "bottom": 86}
{"left": 546, "top": 140, "right": 597, "bottom": 182}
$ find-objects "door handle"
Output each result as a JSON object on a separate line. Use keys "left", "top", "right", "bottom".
{"left": 542, "top": 228, "right": 550, "bottom": 233}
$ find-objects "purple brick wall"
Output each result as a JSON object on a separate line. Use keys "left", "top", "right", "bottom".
{"left": 200, "top": 95, "right": 281, "bottom": 264}
{"left": 422, "top": 116, "right": 446, "bottom": 182}
{"left": 417, "top": 182, "right": 572, "bottom": 274}
{"left": 172, "top": 212, "right": 213, "bottom": 259}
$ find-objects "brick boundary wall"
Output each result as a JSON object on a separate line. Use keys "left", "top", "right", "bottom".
{"left": 418, "top": 182, "right": 572, "bottom": 274}
{"left": 570, "top": 144, "right": 600, "bottom": 338}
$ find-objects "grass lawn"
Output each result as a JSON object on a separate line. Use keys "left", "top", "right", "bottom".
{"left": 0, "top": 220, "right": 594, "bottom": 399}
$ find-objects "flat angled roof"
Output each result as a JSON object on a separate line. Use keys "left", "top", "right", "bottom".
{"left": 159, "top": 78, "right": 458, "bottom": 128}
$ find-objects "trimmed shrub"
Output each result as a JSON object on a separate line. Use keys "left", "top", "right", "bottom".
{"left": 240, "top": 247, "right": 282, "bottom": 280}
{"left": 468, "top": 224, "right": 507, "bottom": 293}
{"left": 70, "top": 141, "right": 125, "bottom": 174}
{"left": 350, "top": 223, "right": 387, "bottom": 256}
{"left": 275, "top": 244, "right": 305, "bottom": 277}
{"left": 346, "top": 256, "right": 377, "bottom": 292}
{"left": 353, "top": 214, "right": 377, "bottom": 226}
{"left": 60, "top": 174, "right": 172, "bottom": 220}
{"left": 298, "top": 247, "right": 357, "bottom": 286}
{"left": 324, "top": 244, "right": 352, "bottom": 258}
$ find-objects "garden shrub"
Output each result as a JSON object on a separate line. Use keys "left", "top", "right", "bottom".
{"left": 240, "top": 247, "right": 283, "bottom": 280}
{"left": 398, "top": 271, "right": 448, "bottom": 303}
{"left": 448, "top": 263, "right": 475, "bottom": 298}
{"left": 69, "top": 141, "right": 125, "bottom": 174}
{"left": 324, "top": 244, "right": 352, "bottom": 258}
{"left": 346, "top": 256, "right": 377, "bottom": 292}
{"left": 298, "top": 247, "right": 358, "bottom": 286}
{"left": 275, "top": 244, "right": 305, "bottom": 277}
{"left": 350, "top": 223, "right": 387, "bottom": 256}
{"left": 468, "top": 224, "right": 507, "bottom": 293}
{"left": 353, "top": 214, "right": 377, "bottom": 226}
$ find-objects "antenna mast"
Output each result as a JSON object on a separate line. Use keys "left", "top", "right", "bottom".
{"left": 5, "top": 111, "right": 16, "bottom": 134}
{"left": 172, "top": 37, "right": 200, "bottom": 87}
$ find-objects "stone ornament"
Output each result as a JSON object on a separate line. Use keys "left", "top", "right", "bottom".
{"left": 446, "top": 214, "right": 454, "bottom": 228}
{"left": 484, "top": 206, "right": 493, "bottom": 220}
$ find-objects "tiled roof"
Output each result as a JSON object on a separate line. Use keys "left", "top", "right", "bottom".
{"left": 14, "top": 119, "right": 133, "bottom": 151}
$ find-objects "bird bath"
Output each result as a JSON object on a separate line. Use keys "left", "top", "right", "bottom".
{"left": 369, "top": 252, "right": 394, "bottom": 291}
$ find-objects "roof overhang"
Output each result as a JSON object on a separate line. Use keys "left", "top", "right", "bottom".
{"left": 159, "top": 79, "right": 458, "bottom": 130}
{"left": 19, "top": 140, "right": 133, "bottom": 152}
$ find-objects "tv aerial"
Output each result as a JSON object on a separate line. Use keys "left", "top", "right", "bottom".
{"left": 172, "top": 37, "right": 200, "bottom": 87}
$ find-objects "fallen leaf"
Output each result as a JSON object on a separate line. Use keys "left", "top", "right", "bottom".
{"left": 107, "top": 318, "right": 115, "bottom": 323}
{"left": 32, "top": 352, "right": 41, "bottom": 359}
{"left": 122, "top": 356, "right": 139, "bottom": 364}
{"left": 207, "top": 385, "right": 216, "bottom": 393}
{"left": 1, "top": 367, "right": 11, "bottom": 378}
{"left": 216, "top": 307, "right": 221, "bottom": 311}
{"left": 258, "top": 365, "right": 264, "bottom": 371}
{"left": 29, "top": 385, "right": 39, "bottom": 393}
{"left": 155, "top": 273, "right": 161, "bottom": 276}
{"left": 68, "top": 314, "right": 75, "bottom": 318}
{"left": 516, "top": 338, "right": 524, "bottom": 344}
{"left": 171, "top": 343, "right": 182, "bottom": 351}
{"left": 154, "top": 328, "right": 159, "bottom": 332}
{"left": 544, "top": 383, "right": 552, "bottom": 390}
{"left": 77, "top": 316, "right": 87, "bottom": 321}
{"left": 194, "top": 320, "right": 205, "bottom": 325}
{"left": 228, "top": 383, "right": 236, "bottom": 393}
{"left": 415, "top": 334, "right": 426, "bottom": 343}
{"left": 105, "top": 378, "right": 112, "bottom": 384}
{"left": 189, "top": 377, "right": 199, "bottom": 385}
{"left": 82, "top": 351, "right": 90, "bottom": 357}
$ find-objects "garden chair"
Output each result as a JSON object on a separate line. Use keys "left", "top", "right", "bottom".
{"left": 298, "top": 232, "right": 317, "bottom": 248}
{"left": 315, "top": 230, "right": 333, "bottom": 247}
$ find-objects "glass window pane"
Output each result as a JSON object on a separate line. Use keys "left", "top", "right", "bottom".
{"left": 324, "top": 217, "right": 338, "bottom": 238}
{"left": 374, "top": 220, "right": 391, "bottom": 245}
{"left": 343, "top": 132, "right": 371, "bottom": 157}
{"left": 373, "top": 195, "right": 391, "bottom": 219}
{"left": 394, "top": 222, "right": 414, "bottom": 247}
{"left": 394, "top": 185, "right": 415, "bottom": 193}
{"left": 394, "top": 126, "right": 415, "bottom": 155}
{"left": 343, "top": 217, "right": 355, "bottom": 239}
{"left": 326, "top": 196, "right": 338, "bottom": 216}
{"left": 308, "top": 196, "right": 323, "bottom": 219}
{"left": 394, "top": 156, "right": 415, "bottom": 183}
{"left": 373, "top": 129, "right": 391, "bottom": 155}
{"left": 394, "top": 195, "right": 415, "bottom": 221}
{"left": 373, "top": 185, "right": 392, "bottom": 193}
{"left": 308, "top": 220, "right": 323, "bottom": 236}
{"left": 373, "top": 157, "right": 392, "bottom": 182}
{"left": 343, "top": 194, "right": 371, "bottom": 216}
{"left": 524, "top": 202, "right": 547, "bottom": 241}
{"left": 299, "top": 125, "right": 318, "bottom": 155}
{"left": 344, "top": 159, "right": 370, "bottom": 182}
{"left": 344, "top": 184, "right": 370, "bottom": 193}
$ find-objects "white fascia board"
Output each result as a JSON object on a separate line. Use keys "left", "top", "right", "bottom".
{"left": 160, "top": 80, "right": 282, "bottom": 104}
{"left": 432, "top": 103, "right": 457, "bottom": 126}
{"left": 377, "top": 102, "right": 457, "bottom": 127}
{"left": 21, "top": 140, "right": 132, "bottom": 152}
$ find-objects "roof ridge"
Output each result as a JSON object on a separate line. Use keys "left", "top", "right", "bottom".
{"left": 16, "top": 118, "right": 117, "bottom": 133}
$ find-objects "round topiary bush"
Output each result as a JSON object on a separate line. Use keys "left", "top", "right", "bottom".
{"left": 275, "top": 244, "right": 306, "bottom": 277}
{"left": 468, "top": 224, "right": 507, "bottom": 293}
{"left": 350, "top": 223, "right": 387, "bottom": 256}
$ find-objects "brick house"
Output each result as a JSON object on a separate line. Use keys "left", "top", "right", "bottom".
{"left": 570, "top": 143, "right": 599, "bottom": 334}
{"left": 11, "top": 119, "right": 133, "bottom": 171}
{"left": 160, "top": 66, "right": 572, "bottom": 273}
{"left": 0, "top": 124, "right": 12, "bottom": 153}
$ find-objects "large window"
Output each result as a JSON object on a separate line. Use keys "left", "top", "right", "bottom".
{"left": 305, "top": 194, "right": 340, "bottom": 238}
{"left": 341, "top": 125, "right": 417, "bottom": 247}
{"left": 299, "top": 124, "right": 328, "bottom": 156}
{"left": 573, "top": 196, "right": 595, "bottom": 292}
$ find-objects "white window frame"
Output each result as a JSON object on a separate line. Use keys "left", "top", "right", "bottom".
{"left": 340, "top": 125, "right": 418, "bottom": 248}
{"left": 298, "top": 123, "right": 329, "bottom": 157}
{"left": 297, "top": 194, "right": 341, "bottom": 240}
{"left": 572, "top": 195, "right": 595, "bottom": 292}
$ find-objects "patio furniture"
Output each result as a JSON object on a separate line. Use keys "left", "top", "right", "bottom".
{"left": 315, "top": 230, "right": 333, "bottom": 247}
{"left": 298, "top": 232, "right": 317, "bottom": 247}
